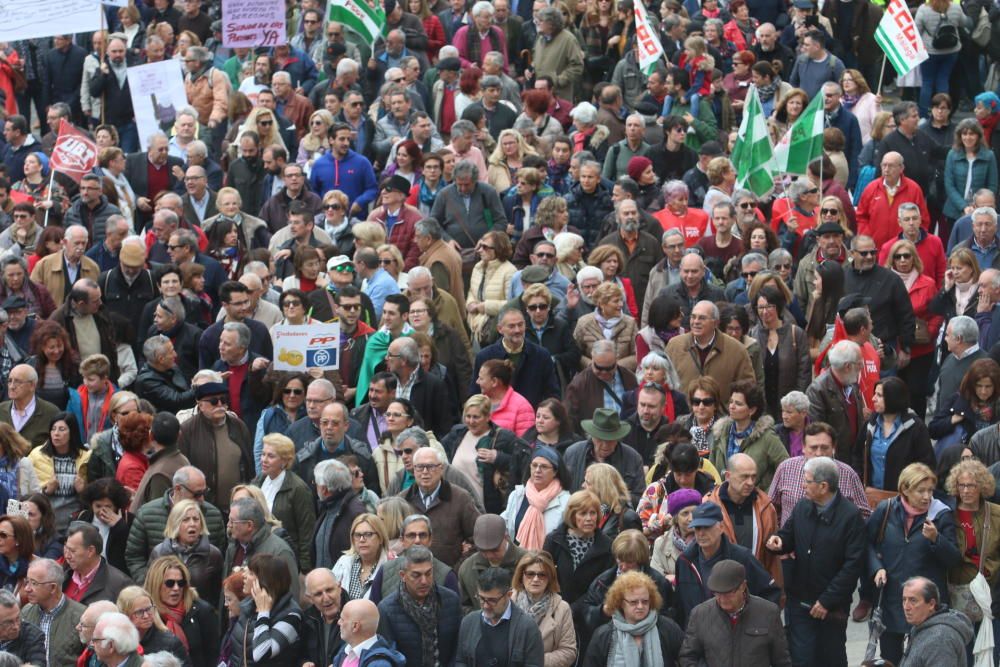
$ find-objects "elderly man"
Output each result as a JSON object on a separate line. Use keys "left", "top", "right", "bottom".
{"left": 146, "top": 208, "right": 182, "bottom": 264}
{"left": 62, "top": 523, "right": 133, "bottom": 604}
{"left": 566, "top": 159, "right": 614, "bottom": 247}
{"left": 134, "top": 334, "right": 196, "bottom": 412}
{"left": 30, "top": 225, "right": 100, "bottom": 307}
{"left": 0, "top": 364, "right": 58, "bottom": 447}
{"left": 75, "top": 600, "right": 119, "bottom": 667}
{"left": 456, "top": 514, "right": 526, "bottom": 613}
{"left": 271, "top": 71, "right": 315, "bottom": 141}
{"left": 454, "top": 567, "right": 545, "bottom": 667}
{"left": 531, "top": 7, "right": 583, "bottom": 101}
{"left": 956, "top": 206, "right": 1000, "bottom": 272}
{"left": 284, "top": 378, "right": 340, "bottom": 452}
{"left": 641, "top": 229, "right": 686, "bottom": 326}
{"left": 937, "top": 315, "right": 988, "bottom": 405}
{"left": 414, "top": 218, "right": 465, "bottom": 313}
{"left": 596, "top": 199, "right": 662, "bottom": 308}
{"left": 454, "top": 1, "right": 508, "bottom": 70}
{"left": 382, "top": 427, "right": 484, "bottom": 508}
{"left": 876, "top": 202, "right": 946, "bottom": 287}
{"left": 99, "top": 239, "right": 156, "bottom": 338}
{"left": 0, "top": 589, "right": 45, "bottom": 666}
{"left": 297, "top": 402, "right": 375, "bottom": 493}
{"left": 373, "top": 85, "right": 418, "bottom": 160}
{"left": 897, "top": 577, "right": 974, "bottom": 667}
{"left": 50, "top": 278, "right": 122, "bottom": 383}
{"left": 211, "top": 321, "right": 270, "bottom": 428}
{"left": 370, "top": 512, "right": 462, "bottom": 603}
{"left": 301, "top": 568, "right": 349, "bottom": 667}
{"left": 807, "top": 340, "right": 867, "bottom": 466}
{"left": 124, "top": 133, "right": 184, "bottom": 224}
{"left": 429, "top": 160, "right": 506, "bottom": 250}
{"left": 64, "top": 173, "right": 123, "bottom": 245}
{"left": 948, "top": 188, "right": 995, "bottom": 252}
{"left": 385, "top": 337, "right": 452, "bottom": 437}
{"left": 311, "top": 458, "right": 367, "bottom": 569}
{"left": 198, "top": 281, "right": 274, "bottom": 367}
{"left": 602, "top": 114, "right": 650, "bottom": 181}
{"left": 85, "top": 215, "right": 131, "bottom": 273}
{"left": 666, "top": 300, "right": 754, "bottom": 403}
{"left": 658, "top": 253, "right": 725, "bottom": 328}
{"left": 377, "top": 545, "right": 462, "bottom": 667}
{"left": 224, "top": 496, "right": 299, "bottom": 595}
{"left": 406, "top": 267, "right": 470, "bottom": 351}
{"left": 335, "top": 599, "right": 405, "bottom": 667}
{"left": 91, "top": 612, "right": 144, "bottom": 667}
{"left": 472, "top": 306, "right": 559, "bottom": 408}
{"left": 177, "top": 381, "right": 254, "bottom": 511}
{"left": 166, "top": 108, "right": 199, "bottom": 160}
{"left": 678, "top": 559, "right": 791, "bottom": 666}
{"left": 563, "top": 339, "right": 638, "bottom": 434}
{"left": 22, "top": 558, "right": 86, "bottom": 667}
{"left": 564, "top": 408, "right": 645, "bottom": 506}
{"left": 765, "top": 455, "right": 867, "bottom": 667}
{"left": 856, "top": 151, "right": 930, "bottom": 249}
{"left": 843, "top": 234, "right": 916, "bottom": 369}
{"left": 723, "top": 252, "right": 767, "bottom": 304}
{"left": 179, "top": 165, "right": 218, "bottom": 225}
{"left": 507, "top": 239, "right": 570, "bottom": 301}
{"left": 399, "top": 448, "right": 480, "bottom": 566}
{"left": 125, "top": 466, "right": 226, "bottom": 581}
{"left": 976, "top": 269, "right": 1000, "bottom": 351}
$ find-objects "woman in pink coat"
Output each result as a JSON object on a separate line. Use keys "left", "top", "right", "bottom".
{"left": 477, "top": 359, "right": 535, "bottom": 436}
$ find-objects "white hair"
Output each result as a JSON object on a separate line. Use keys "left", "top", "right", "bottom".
{"left": 780, "top": 390, "right": 810, "bottom": 413}
{"left": 827, "top": 340, "right": 862, "bottom": 369}
{"left": 96, "top": 612, "right": 140, "bottom": 654}
{"left": 336, "top": 58, "right": 359, "bottom": 77}
{"left": 272, "top": 71, "right": 292, "bottom": 84}
{"left": 472, "top": 0, "right": 494, "bottom": 16}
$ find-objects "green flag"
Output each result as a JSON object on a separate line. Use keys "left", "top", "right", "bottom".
{"left": 771, "top": 93, "right": 825, "bottom": 176}
{"left": 731, "top": 88, "right": 775, "bottom": 198}
{"left": 328, "top": 0, "right": 386, "bottom": 48}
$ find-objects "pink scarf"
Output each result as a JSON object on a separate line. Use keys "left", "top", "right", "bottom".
{"left": 900, "top": 496, "right": 925, "bottom": 534}
{"left": 892, "top": 268, "right": 919, "bottom": 292}
{"left": 516, "top": 480, "right": 564, "bottom": 550}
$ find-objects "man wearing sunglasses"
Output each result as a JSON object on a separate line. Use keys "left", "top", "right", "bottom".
{"left": 507, "top": 240, "right": 570, "bottom": 301}
{"left": 563, "top": 339, "right": 638, "bottom": 436}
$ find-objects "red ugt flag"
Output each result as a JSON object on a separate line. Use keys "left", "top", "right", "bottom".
{"left": 49, "top": 119, "right": 98, "bottom": 183}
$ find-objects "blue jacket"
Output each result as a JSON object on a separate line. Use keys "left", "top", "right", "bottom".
{"left": 943, "top": 146, "right": 999, "bottom": 219}
{"left": 331, "top": 637, "right": 406, "bottom": 667}
{"left": 377, "top": 585, "right": 461, "bottom": 667}
{"left": 270, "top": 46, "right": 318, "bottom": 93}
{"left": 253, "top": 404, "right": 307, "bottom": 474}
{"left": 826, "top": 105, "right": 862, "bottom": 190}
{"left": 472, "top": 339, "right": 559, "bottom": 408}
{"left": 309, "top": 150, "right": 378, "bottom": 214}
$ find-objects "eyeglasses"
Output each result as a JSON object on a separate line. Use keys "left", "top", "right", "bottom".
{"left": 385, "top": 411, "right": 408, "bottom": 418}
{"left": 0, "top": 531, "right": 11, "bottom": 540}
{"left": 820, "top": 208, "right": 840, "bottom": 216}
{"left": 403, "top": 531, "right": 429, "bottom": 540}
{"left": 773, "top": 263, "right": 792, "bottom": 270}
{"left": 164, "top": 578, "right": 187, "bottom": 588}
{"left": 690, "top": 397, "right": 716, "bottom": 406}
{"left": 25, "top": 579, "right": 57, "bottom": 588}
{"left": 352, "top": 531, "right": 377, "bottom": 541}
{"left": 529, "top": 463, "right": 554, "bottom": 472}
{"left": 957, "top": 483, "right": 979, "bottom": 490}
{"left": 131, "top": 606, "right": 155, "bottom": 618}
{"left": 526, "top": 303, "right": 549, "bottom": 312}
{"left": 283, "top": 387, "right": 305, "bottom": 395}
{"left": 804, "top": 187, "right": 819, "bottom": 195}
{"left": 477, "top": 244, "right": 495, "bottom": 251}
{"left": 324, "top": 203, "right": 343, "bottom": 210}
{"left": 179, "top": 484, "right": 208, "bottom": 499}
{"left": 756, "top": 303, "right": 777, "bottom": 312}
{"left": 893, "top": 253, "right": 912, "bottom": 260}
{"left": 413, "top": 463, "right": 442, "bottom": 472}
{"left": 409, "top": 308, "right": 428, "bottom": 315}
{"left": 523, "top": 570, "right": 548, "bottom": 579}
{"left": 477, "top": 591, "right": 508, "bottom": 606}
{"left": 856, "top": 249, "right": 878, "bottom": 257}
{"left": 200, "top": 396, "right": 228, "bottom": 406}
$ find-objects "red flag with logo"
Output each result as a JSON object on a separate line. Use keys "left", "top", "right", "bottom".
{"left": 49, "top": 119, "right": 98, "bottom": 183}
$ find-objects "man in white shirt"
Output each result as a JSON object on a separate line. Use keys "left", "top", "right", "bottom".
{"left": 335, "top": 599, "right": 404, "bottom": 667}
{"left": 0, "top": 364, "right": 58, "bottom": 447}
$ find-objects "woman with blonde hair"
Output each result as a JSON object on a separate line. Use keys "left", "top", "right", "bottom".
{"left": 144, "top": 555, "right": 220, "bottom": 667}
{"left": 173, "top": 30, "right": 201, "bottom": 60}
{"left": 331, "top": 513, "right": 392, "bottom": 600}
{"left": 542, "top": 490, "right": 615, "bottom": 604}
{"left": 251, "top": 433, "right": 316, "bottom": 571}
{"left": 488, "top": 129, "right": 539, "bottom": 192}
{"left": 232, "top": 106, "right": 287, "bottom": 158}
{"left": 376, "top": 243, "right": 408, "bottom": 290}
{"left": 584, "top": 463, "right": 641, "bottom": 539}
{"left": 297, "top": 109, "right": 335, "bottom": 170}
{"left": 376, "top": 496, "right": 413, "bottom": 553}
{"left": 573, "top": 282, "right": 638, "bottom": 371}
{"left": 351, "top": 220, "right": 387, "bottom": 249}
{"left": 230, "top": 484, "right": 283, "bottom": 529}
{"left": 316, "top": 189, "right": 354, "bottom": 254}
{"left": 148, "top": 499, "right": 224, "bottom": 605}
{"left": 467, "top": 231, "right": 516, "bottom": 346}
{"left": 117, "top": 585, "right": 192, "bottom": 665}
{"left": 859, "top": 111, "right": 897, "bottom": 169}
{"left": 512, "top": 551, "right": 577, "bottom": 667}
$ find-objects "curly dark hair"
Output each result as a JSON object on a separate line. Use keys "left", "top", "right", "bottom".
{"left": 29, "top": 320, "right": 79, "bottom": 379}
{"left": 117, "top": 412, "right": 153, "bottom": 454}
{"left": 80, "top": 478, "right": 131, "bottom": 512}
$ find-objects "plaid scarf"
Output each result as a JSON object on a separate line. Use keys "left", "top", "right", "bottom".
{"left": 397, "top": 579, "right": 439, "bottom": 667}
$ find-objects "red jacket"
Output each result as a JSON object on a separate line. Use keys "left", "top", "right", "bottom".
{"left": 367, "top": 203, "right": 422, "bottom": 270}
{"left": 908, "top": 272, "right": 944, "bottom": 359}
{"left": 856, "top": 176, "right": 930, "bottom": 249}
{"left": 654, "top": 207, "right": 710, "bottom": 247}
{"left": 877, "top": 229, "right": 947, "bottom": 289}
{"left": 116, "top": 451, "right": 149, "bottom": 494}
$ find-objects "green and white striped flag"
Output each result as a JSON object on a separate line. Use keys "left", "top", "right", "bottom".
{"left": 328, "top": 0, "right": 386, "bottom": 48}
{"left": 730, "top": 88, "right": 775, "bottom": 198}
{"left": 874, "top": 0, "right": 928, "bottom": 77}
{"left": 633, "top": 0, "right": 665, "bottom": 75}
{"left": 771, "top": 92, "right": 825, "bottom": 176}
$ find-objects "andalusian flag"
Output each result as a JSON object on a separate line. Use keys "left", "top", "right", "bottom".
{"left": 633, "top": 1, "right": 665, "bottom": 75}
{"left": 730, "top": 88, "right": 775, "bottom": 198}
{"left": 328, "top": 0, "right": 386, "bottom": 47}
{"left": 771, "top": 93, "right": 825, "bottom": 176}
{"left": 875, "top": 0, "right": 928, "bottom": 76}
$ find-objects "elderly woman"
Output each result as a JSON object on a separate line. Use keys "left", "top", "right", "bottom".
{"left": 203, "top": 187, "right": 270, "bottom": 252}
{"left": 503, "top": 446, "right": 569, "bottom": 549}
{"left": 76, "top": 478, "right": 134, "bottom": 574}
{"left": 517, "top": 89, "right": 564, "bottom": 140}
{"left": 868, "top": 462, "right": 962, "bottom": 664}
{"left": 624, "top": 353, "right": 687, "bottom": 422}
{"left": 932, "top": 358, "right": 1000, "bottom": 450}
{"left": 581, "top": 570, "right": 683, "bottom": 667}
{"left": 467, "top": 231, "right": 516, "bottom": 347}
{"left": 475, "top": 359, "right": 534, "bottom": 437}
{"left": 376, "top": 244, "right": 408, "bottom": 291}
{"left": 331, "top": 513, "right": 390, "bottom": 600}
{"left": 252, "top": 433, "right": 317, "bottom": 571}
{"left": 144, "top": 555, "right": 220, "bottom": 667}
{"left": 750, "top": 285, "right": 810, "bottom": 419}
{"left": 553, "top": 231, "right": 586, "bottom": 280}
{"left": 543, "top": 490, "right": 615, "bottom": 604}
{"left": 585, "top": 463, "right": 642, "bottom": 539}
{"left": 315, "top": 190, "right": 354, "bottom": 255}
{"left": 442, "top": 394, "right": 520, "bottom": 514}
{"left": 709, "top": 379, "right": 788, "bottom": 490}
{"left": 944, "top": 118, "right": 999, "bottom": 225}
{"left": 118, "top": 585, "right": 192, "bottom": 665}
{"left": 858, "top": 377, "right": 935, "bottom": 495}
{"left": 149, "top": 499, "right": 224, "bottom": 605}
{"left": 650, "top": 488, "right": 702, "bottom": 581}
{"left": 490, "top": 129, "right": 539, "bottom": 193}
{"left": 512, "top": 551, "right": 577, "bottom": 667}
{"left": 0, "top": 255, "right": 53, "bottom": 318}
{"left": 774, "top": 391, "right": 810, "bottom": 456}
{"left": 573, "top": 281, "right": 638, "bottom": 372}
{"left": 218, "top": 569, "right": 248, "bottom": 667}
{"left": 28, "top": 413, "right": 89, "bottom": 532}
{"left": 587, "top": 244, "right": 638, "bottom": 318}
{"left": 514, "top": 189, "right": 575, "bottom": 267}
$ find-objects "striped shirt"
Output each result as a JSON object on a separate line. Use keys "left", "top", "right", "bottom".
{"left": 767, "top": 455, "right": 871, "bottom": 527}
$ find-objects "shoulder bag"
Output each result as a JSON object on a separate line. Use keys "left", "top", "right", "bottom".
{"left": 948, "top": 505, "right": 990, "bottom": 622}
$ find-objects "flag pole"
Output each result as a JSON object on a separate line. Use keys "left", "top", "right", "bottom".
{"left": 99, "top": 5, "right": 107, "bottom": 127}
{"left": 42, "top": 168, "right": 56, "bottom": 227}
{"left": 876, "top": 54, "right": 888, "bottom": 97}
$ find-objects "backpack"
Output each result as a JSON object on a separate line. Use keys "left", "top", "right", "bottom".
{"left": 931, "top": 12, "right": 960, "bottom": 49}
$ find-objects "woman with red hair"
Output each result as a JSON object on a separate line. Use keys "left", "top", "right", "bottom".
{"left": 456, "top": 66, "right": 484, "bottom": 120}
{"left": 385, "top": 139, "right": 423, "bottom": 184}
{"left": 517, "top": 89, "right": 564, "bottom": 139}
{"left": 115, "top": 412, "right": 152, "bottom": 496}
{"left": 722, "top": 0, "right": 758, "bottom": 51}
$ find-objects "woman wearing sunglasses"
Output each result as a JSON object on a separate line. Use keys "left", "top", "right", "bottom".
{"left": 144, "top": 555, "right": 220, "bottom": 667}
{"left": 316, "top": 190, "right": 356, "bottom": 257}
{"left": 117, "top": 584, "right": 192, "bottom": 666}
{"left": 149, "top": 500, "right": 224, "bottom": 608}
{"left": 252, "top": 373, "right": 309, "bottom": 475}
{"left": 251, "top": 434, "right": 317, "bottom": 572}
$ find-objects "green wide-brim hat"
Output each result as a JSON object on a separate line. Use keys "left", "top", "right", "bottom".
{"left": 581, "top": 408, "right": 631, "bottom": 440}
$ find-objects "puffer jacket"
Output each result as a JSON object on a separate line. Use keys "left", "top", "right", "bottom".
{"left": 708, "top": 415, "right": 789, "bottom": 491}
{"left": 565, "top": 181, "right": 614, "bottom": 247}
{"left": 376, "top": 584, "right": 461, "bottom": 667}
{"left": 572, "top": 312, "right": 638, "bottom": 372}
{"left": 536, "top": 594, "right": 578, "bottom": 667}
{"left": 467, "top": 259, "right": 517, "bottom": 340}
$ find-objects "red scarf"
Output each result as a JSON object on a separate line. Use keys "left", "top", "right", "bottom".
{"left": 982, "top": 113, "right": 1000, "bottom": 146}
{"left": 664, "top": 391, "right": 676, "bottom": 422}
{"left": 160, "top": 602, "right": 190, "bottom": 650}
{"left": 78, "top": 381, "right": 114, "bottom": 439}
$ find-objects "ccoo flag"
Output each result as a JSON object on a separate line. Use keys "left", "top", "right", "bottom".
{"left": 328, "top": 0, "right": 387, "bottom": 48}
{"left": 730, "top": 88, "right": 775, "bottom": 198}
{"left": 874, "top": 0, "right": 928, "bottom": 77}
{"left": 771, "top": 92, "right": 825, "bottom": 176}
{"left": 633, "top": 1, "right": 665, "bottom": 75}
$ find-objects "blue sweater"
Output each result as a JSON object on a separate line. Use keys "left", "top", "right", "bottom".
{"left": 309, "top": 149, "right": 378, "bottom": 214}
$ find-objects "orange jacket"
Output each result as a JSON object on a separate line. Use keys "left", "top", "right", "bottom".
{"left": 704, "top": 483, "right": 783, "bottom": 589}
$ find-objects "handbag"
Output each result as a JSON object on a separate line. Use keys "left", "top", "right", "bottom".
{"left": 949, "top": 505, "right": 991, "bottom": 623}
{"left": 474, "top": 267, "right": 499, "bottom": 347}
{"left": 455, "top": 190, "right": 495, "bottom": 275}
{"left": 864, "top": 434, "right": 899, "bottom": 510}
{"left": 915, "top": 317, "right": 932, "bottom": 345}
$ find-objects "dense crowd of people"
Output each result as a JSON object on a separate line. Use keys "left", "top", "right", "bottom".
{"left": 0, "top": 0, "right": 999, "bottom": 664}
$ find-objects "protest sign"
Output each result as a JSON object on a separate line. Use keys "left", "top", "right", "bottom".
{"left": 272, "top": 322, "right": 341, "bottom": 371}
{"left": 126, "top": 60, "right": 190, "bottom": 152}
{"left": 223, "top": 0, "right": 286, "bottom": 48}
{"left": 50, "top": 120, "right": 98, "bottom": 183}
{"left": 0, "top": 0, "right": 102, "bottom": 41}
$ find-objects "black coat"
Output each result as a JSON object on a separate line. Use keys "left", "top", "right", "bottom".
{"left": 842, "top": 265, "right": 916, "bottom": 351}
{"left": 181, "top": 598, "right": 221, "bottom": 667}
{"left": 471, "top": 339, "right": 559, "bottom": 408}
{"left": 46, "top": 44, "right": 87, "bottom": 117}
{"left": 211, "top": 352, "right": 270, "bottom": 435}
{"left": 99, "top": 266, "right": 158, "bottom": 348}
{"left": 524, "top": 312, "right": 580, "bottom": 389}
{"left": 198, "top": 318, "right": 274, "bottom": 369}
{"left": 441, "top": 423, "right": 522, "bottom": 514}
{"left": 928, "top": 393, "right": 986, "bottom": 444}
{"left": 854, "top": 411, "right": 935, "bottom": 490}
{"left": 310, "top": 488, "right": 367, "bottom": 569}
{"left": 774, "top": 492, "right": 867, "bottom": 612}
{"left": 89, "top": 63, "right": 133, "bottom": 127}
{"left": 145, "top": 315, "right": 202, "bottom": 380}
{"left": 575, "top": 564, "right": 675, "bottom": 648}
{"left": 407, "top": 366, "right": 453, "bottom": 440}
{"left": 543, "top": 524, "right": 615, "bottom": 605}
{"left": 142, "top": 626, "right": 192, "bottom": 667}
{"left": 227, "top": 158, "right": 266, "bottom": 221}
{"left": 123, "top": 151, "right": 184, "bottom": 200}
{"left": 5, "top": 620, "right": 46, "bottom": 667}
{"left": 133, "top": 364, "right": 196, "bottom": 413}
{"left": 581, "top": 615, "right": 683, "bottom": 667}
{"left": 300, "top": 593, "right": 348, "bottom": 667}
{"left": 73, "top": 508, "right": 133, "bottom": 575}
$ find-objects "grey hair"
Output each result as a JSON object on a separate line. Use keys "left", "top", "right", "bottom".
{"left": 891, "top": 101, "right": 917, "bottom": 124}
{"left": 637, "top": 351, "right": 681, "bottom": 390}
{"left": 231, "top": 497, "right": 266, "bottom": 529}
{"left": 626, "top": 113, "right": 645, "bottom": 127}
{"left": 483, "top": 51, "right": 504, "bottom": 67}
{"left": 897, "top": 202, "right": 920, "bottom": 219}
{"left": 661, "top": 179, "right": 689, "bottom": 200}
{"left": 414, "top": 218, "right": 443, "bottom": 240}
{"left": 851, "top": 235, "right": 875, "bottom": 250}
{"left": 822, "top": 81, "right": 843, "bottom": 96}
{"left": 768, "top": 248, "right": 793, "bottom": 268}
{"left": 0, "top": 255, "right": 27, "bottom": 273}
{"left": 732, "top": 188, "right": 755, "bottom": 204}
{"left": 780, "top": 390, "right": 810, "bottom": 413}
{"left": 191, "top": 369, "right": 224, "bottom": 384}
{"left": 96, "top": 612, "right": 140, "bottom": 654}
{"left": 553, "top": 231, "right": 584, "bottom": 261}
{"left": 187, "top": 46, "right": 212, "bottom": 64}
{"left": 576, "top": 265, "right": 603, "bottom": 285}
{"left": 973, "top": 207, "right": 998, "bottom": 226}
{"left": 142, "top": 334, "right": 172, "bottom": 364}
{"left": 401, "top": 514, "right": 433, "bottom": 536}
{"left": 407, "top": 266, "right": 433, "bottom": 283}
{"left": 176, "top": 107, "right": 198, "bottom": 123}
{"left": 614, "top": 198, "right": 639, "bottom": 216}
{"left": 30, "top": 558, "right": 65, "bottom": 586}
{"left": 704, "top": 18, "right": 724, "bottom": 33}
{"left": 785, "top": 179, "right": 814, "bottom": 202}
{"left": 804, "top": 456, "right": 839, "bottom": 491}
{"left": 696, "top": 300, "right": 720, "bottom": 321}
{"left": 579, "top": 160, "right": 602, "bottom": 175}
{"left": 452, "top": 158, "right": 480, "bottom": 181}
{"left": 336, "top": 58, "right": 359, "bottom": 77}
{"left": 222, "top": 321, "right": 251, "bottom": 350}
{"left": 187, "top": 140, "right": 208, "bottom": 159}
{"left": 397, "top": 426, "right": 430, "bottom": 449}
{"left": 591, "top": 339, "right": 617, "bottom": 357}
{"left": 439, "top": 45, "right": 459, "bottom": 59}
{"left": 538, "top": 6, "right": 563, "bottom": 30}
{"left": 272, "top": 71, "right": 292, "bottom": 85}
{"left": 402, "top": 544, "right": 434, "bottom": 569}
{"left": 949, "top": 315, "right": 979, "bottom": 345}
{"left": 309, "top": 378, "right": 336, "bottom": 399}
{"left": 450, "top": 120, "right": 477, "bottom": 139}
{"left": 472, "top": 0, "right": 494, "bottom": 16}
{"left": 143, "top": 653, "right": 182, "bottom": 667}
{"left": 146, "top": 131, "right": 169, "bottom": 147}
{"left": 827, "top": 340, "right": 862, "bottom": 369}
{"left": 0, "top": 590, "right": 17, "bottom": 610}
{"left": 159, "top": 296, "right": 186, "bottom": 322}
{"left": 570, "top": 102, "right": 597, "bottom": 125}
{"left": 741, "top": 252, "right": 767, "bottom": 269}
{"left": 662, "top": 228, "right": 684, "bottom": 244}
{"left": 394, "top": 337, "right": 420, "bottom": 366}
{"left": 315, "top": 459, "right": 353, "bottom": 494}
